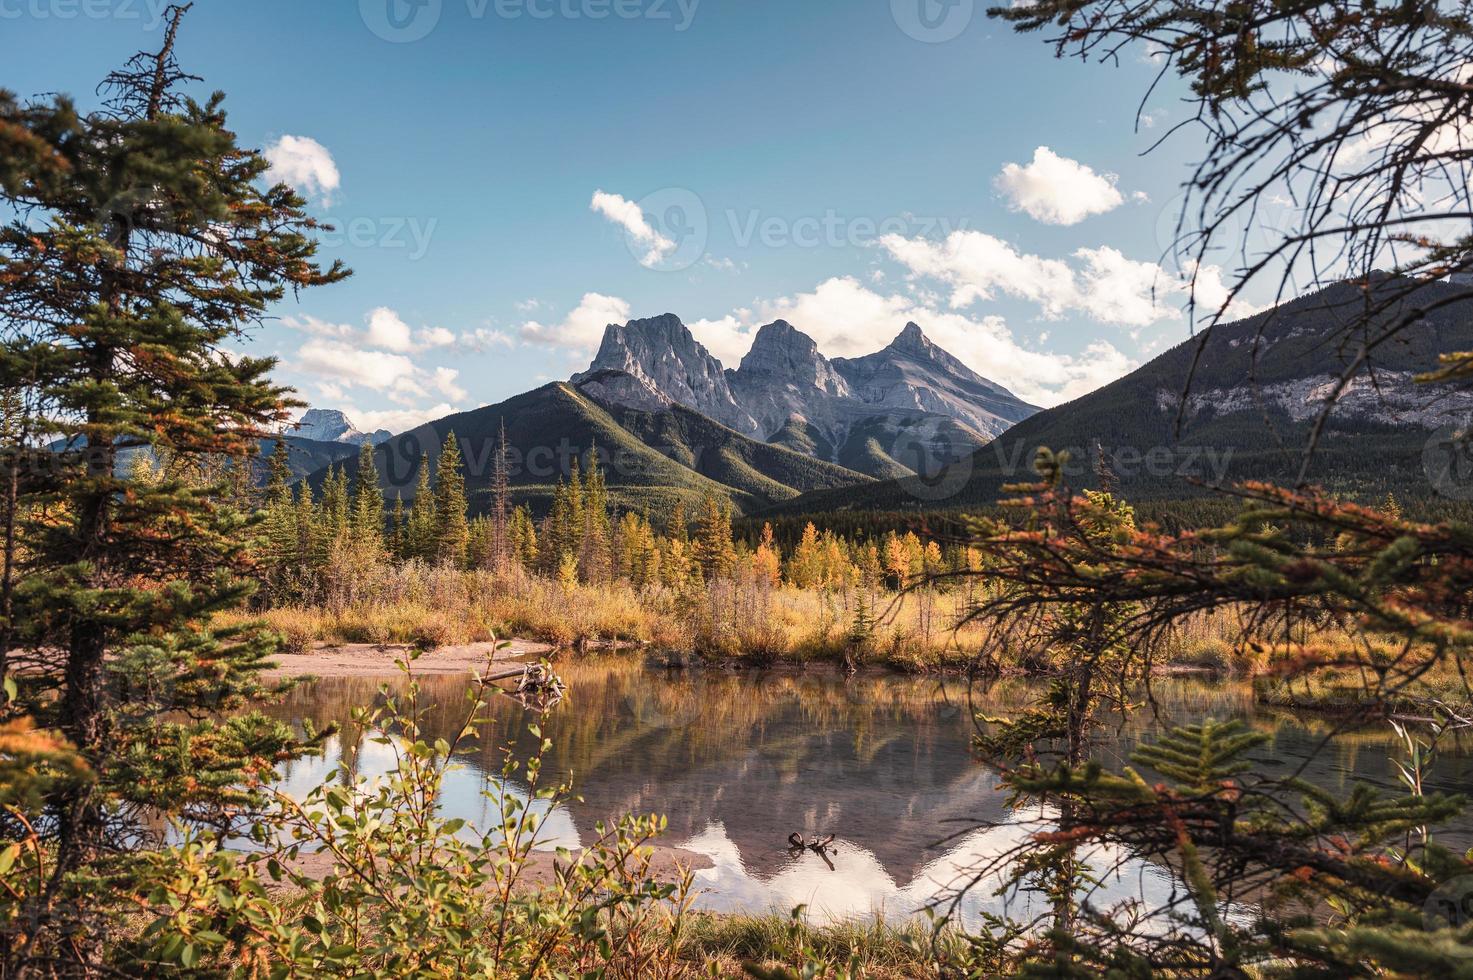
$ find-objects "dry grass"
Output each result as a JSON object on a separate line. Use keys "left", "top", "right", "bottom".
{"left": 227, "top": 562, "right": 1409, "bottom": 686}
{"left": 667, "top": 911, "right": 977, "bottom": 978}
{"left": 224, "top": 564, "right": 991, "bottom": 669}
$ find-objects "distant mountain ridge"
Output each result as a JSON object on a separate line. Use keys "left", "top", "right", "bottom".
{"left": 293, "top": 408, "right": 392, "bottom": 446}
{"left": 769, "top": 275, "right": 1473, "bottom": 514}
{"left": 305, "top": 381, "right": 872, "bottom": 518}
{"left": 571, "top": 314, "right": 1038, "bottom": 478}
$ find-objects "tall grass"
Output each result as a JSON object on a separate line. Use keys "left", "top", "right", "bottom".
{"left": 225, "top": 560, "right": 991, "bottom": 669}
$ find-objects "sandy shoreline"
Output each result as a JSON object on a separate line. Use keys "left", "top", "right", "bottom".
{"left": 264, "top": 639, "right": 556, "bottom": 679}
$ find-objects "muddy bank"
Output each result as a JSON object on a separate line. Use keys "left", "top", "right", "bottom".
{"left": 264, "top": 639, "right": 555, "bottom": 679}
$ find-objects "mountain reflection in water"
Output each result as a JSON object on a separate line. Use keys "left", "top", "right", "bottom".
{"left": 262, "top": 660, "right": 1473, "bottom": 924}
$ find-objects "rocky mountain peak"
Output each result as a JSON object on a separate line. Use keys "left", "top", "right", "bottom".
{"left": 737, "top": 321, "right": 849, "bottom": 392}
{"left": 295, "top": 408, "right": 392, "bottom": 446}
{"left": 889, "top": 322, "right": 931, "bottom": 354}
{"left": 571, "top": 312, "right": 1040, "bottom": 474}
{"left": 574, "top": 315, "right": 760, "bottom": 435}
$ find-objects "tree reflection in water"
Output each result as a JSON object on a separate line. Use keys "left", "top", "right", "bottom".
{"left": 261, "top": 660, "right": 1473, "bottom": 925}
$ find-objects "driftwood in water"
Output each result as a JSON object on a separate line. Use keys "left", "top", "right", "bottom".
{"left": 483, "top": 662, "right": 566, "bottom": 707}
{"left": 483, "top": 665, "right": 535, "bottom": 682}
{"left": 787, "top": 832, "right": 837, "bottom": 870}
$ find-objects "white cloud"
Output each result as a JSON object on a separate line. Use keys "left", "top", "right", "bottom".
{"left": 520, "top": 292, "right": 632, "bottom": 352}
{"left": 590, "top": 190, "right": 673, "bottom": 267}
{"left": 288, "top": 307, "right": 474, "bottom": 425}
{"left": 466, "top": 328, "right": 514, "bottom": 351}
{"left": 1073, "top": 246, "right": 1176, "bottom": 325}
{"left": 264, "top": 135, "right": 340, "bottom": 205}
{"left": 366, "top": 307, "right": 414, "bottom": 352}
{"left": 297, "top": 307, "right": 459, "bottom": 354}
{"left": 878, "top": 229, "right": 1080, "bottom": 317}
{"left": 430, "top": 366, "right": 466, "bottom": 401}
{"left": 297, "top": 338, "right": 421, "bottom": 392}
{"left": 416, "top": 325, "right": 456, "bottom": 348}
{"left": 282, "top": 313, "right": 355, "bottom": 339}
{"left": 337, "top": 402, "right": 461, "bottom": 435}
{"left": 685, "top": 314, "right": 753, "bottom": 366}
{"left": 684, "top": 276, "right": 1136, "bottom": 408}
{"left": 994, "top": 147, "right": 1124, "bottom": 225}
{"left": 878, "top": 229, "right": 1253, "bottom": 328}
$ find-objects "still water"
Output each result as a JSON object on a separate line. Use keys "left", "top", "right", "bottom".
{"left": 262, "top": 660, "right": 1473, "bottom": 925}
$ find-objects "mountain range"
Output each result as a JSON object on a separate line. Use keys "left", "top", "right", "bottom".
{"left": 770, "top": 276, "right": 1473, "bottom": 515}
{"left": 573, "top": 314, "right": 1038, "bottom": 479}
{"left": 301, "top": 276, "right": 1473, "bottom": 517}
{"left": 292, "top": 408, "right": 392, "bottom": 447}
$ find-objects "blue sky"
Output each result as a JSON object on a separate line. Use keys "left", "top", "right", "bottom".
{"left": 4, "top": 0, "right": 1264, "bottom": 432}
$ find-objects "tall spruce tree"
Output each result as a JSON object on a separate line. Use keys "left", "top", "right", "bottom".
{"left": 488, "top": 418, "right": 510, "bottom": 572}
{"left": 432, "top": 432, "right": 467, "bottom": 566}
{"left": 405, "top": 453, "right": 435, "bottom": 561}
{"left": 349, "top": 441, "right": 384, "bottom": 551}
{"left": 0, "top": 7, "right": 347, "bottom": 967}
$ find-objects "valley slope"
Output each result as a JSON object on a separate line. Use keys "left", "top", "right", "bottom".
{"left": 770, "top": 277, "right": 1473, "bottom": 515}
{"left": 306, "top": 381, "right": 872, "bottom": 516}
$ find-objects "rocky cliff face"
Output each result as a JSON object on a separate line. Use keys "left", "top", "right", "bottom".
{"left": 728, "top": 319, "right": 853, "bottom": 439}
{"left": 294, "top": 408, "right": 392, "bottom": 446}
{"left": 571, "top": 314, "right": 1040, "bottom": 478}
{"left": 571, "top": 313, "right": 760, "bottom": 436}
{"left": 832, "top": 322, "right": 1038, "bottom": 439}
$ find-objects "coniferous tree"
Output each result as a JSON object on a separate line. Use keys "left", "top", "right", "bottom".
{"left": 404, "top": 454, "right": 435, "bottom": 561}
{"left": 0, "top": 9, "right": 346, "bottom": 965}
{"left": 314, "top": 464, "right": 349, "bottom": 562}
{"left": 509, "top": 504, "right": 538, "bottom": 570}
{"left": 692, "top": 493, "right": 736, "bottom": 581}
{"left": 388, "top": 491, "right": 405, "bottom": 559}
{"left": 433, "top": 432, "right": 467, "bottom": 567}
{"left": 579, "top": 446, "right": 610, "bottom": 582}
{"left": 350, "top": 442, "right": 384, "bottom": 551}
{"left": 257, "top": 440, "right": 301, "bottom": 601}
{"left": 489, "top": 419, "right": 510, "bottom": 572}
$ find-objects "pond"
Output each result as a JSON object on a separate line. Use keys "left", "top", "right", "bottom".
{"left": 261, "top": 659, "right": 1473, "bottom": 926}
